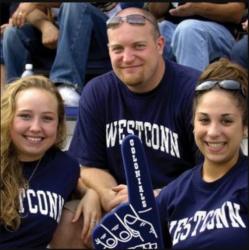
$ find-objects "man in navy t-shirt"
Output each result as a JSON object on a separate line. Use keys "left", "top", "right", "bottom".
{"left": 68, "top": 7, "right": 201, "bottom": 213}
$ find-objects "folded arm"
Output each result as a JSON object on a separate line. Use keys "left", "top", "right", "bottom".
{"left": 80, "top": 166, "right": 128, "bottom": 212}
{"left": 26, "top": 8, "right": 59, "bottom": 49}
{"left": 146, "top": 2, "right": 170, "bottom": 19}
{"left": 169, "top": 2, "right": 246, "bottom": 24}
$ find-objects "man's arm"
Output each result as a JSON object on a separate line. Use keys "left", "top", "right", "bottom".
{"left": 26, "top": 8, "right": 59, "bottom": 49}
{"left": 79, "top": 167, "right": 127, "bottom": 212}
{"left": 169, "top": 2, "right": 246, "bottom": 24}
{"left": 10, "top": 2, "right": 61, "bottom": 27}
{"left": 31, "top": 2, "right": 61, "bottom": 8}
{"left": 79, "top": 166, "right": 162, "bottom": 213}
{"left": 146, "top": 2, "right": 170, "bottom": 19}
{"left": 9, "top": 2, "right": 59, "bottom": 49}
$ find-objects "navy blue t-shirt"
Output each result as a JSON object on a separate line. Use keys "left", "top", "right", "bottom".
{"left": 156, "top": 154, "right": 248, "bottom": 250}
{"left": 69, "top": 59, "right": 201, "bottom": 188}
{"left": 0, "top": 147, "right": 79, "bottom": 248}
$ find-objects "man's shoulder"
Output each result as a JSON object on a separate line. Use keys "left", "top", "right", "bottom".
{"left": 81, "top": 71, "right": 121, "bottom": 104}
{"left": 166, "top": 59, "right": 201, "bottom": 78}
{"left": 164, "top": 59, "right": 201, "bottom": 92}
{"left": 84, "top": 71, "right": 118, "bottom": 90}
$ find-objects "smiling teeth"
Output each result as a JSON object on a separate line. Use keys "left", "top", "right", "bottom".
{"left": 208, "top": 143, "right": 224, "bottom": 148}
{"left": 26, "top": 137, "right": 42, "bottom": 142}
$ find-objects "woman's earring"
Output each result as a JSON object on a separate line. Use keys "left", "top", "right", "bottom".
{"left": 243, "top": 127, "right": 248, "bottom": 138}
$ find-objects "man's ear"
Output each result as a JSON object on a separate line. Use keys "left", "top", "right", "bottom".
{"left": 157, "top": 35, "right": 165, "bottom": 55}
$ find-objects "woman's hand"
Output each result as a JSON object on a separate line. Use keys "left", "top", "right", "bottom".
{"left": 72, "top": 188, "right": 102, "bottom": 247}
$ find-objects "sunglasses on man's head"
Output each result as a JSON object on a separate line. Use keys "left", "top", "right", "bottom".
{"left": 106, "top": 14, "right": 154, "bottom": 29}
{"left": 195, "top": 80, "right": 246, "bottom": 97}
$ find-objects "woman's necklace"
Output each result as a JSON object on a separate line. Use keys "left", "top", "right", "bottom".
{"left": 24, "top": 158, "right": 42, "bottom": 189}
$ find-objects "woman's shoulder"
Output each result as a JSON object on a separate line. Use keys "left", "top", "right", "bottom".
{"left": 232, "top": 154, "right": 248, "bottom": 187}
{"left": 47, "top": 147, "right": 79, "bottom": 169}
{"left": 161, "top": 164, "right": 200, "bottom": 196}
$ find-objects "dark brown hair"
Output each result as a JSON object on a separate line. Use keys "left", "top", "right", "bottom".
{"left": 193, "top": 58, "right": 248, "bottom": 126}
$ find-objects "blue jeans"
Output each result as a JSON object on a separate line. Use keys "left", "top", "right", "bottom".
{"left": 159, "top": 19, "right": 236, "bottom": 71}
{"left": 0, "top": 38, "right": 3, "bottom": 64}
{"left": 158, "top": 20, "right": 177, "bottom": 61}
{"left": 229, "top": 35, "right": 248, "bottom": 69}
{"left": 3, "top": 3, "right": 109, "bottom": 89}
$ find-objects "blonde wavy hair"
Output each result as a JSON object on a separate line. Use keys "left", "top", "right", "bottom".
{"left": 1, "top": 75, "right": 67, "bottom": 230}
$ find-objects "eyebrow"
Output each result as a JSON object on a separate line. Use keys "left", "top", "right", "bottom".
{"left": 196, "top": 112, "right": 236, "bottom": 117}
{"left": 17, "top": 109, "right": 56, "bottom": 114}
{"left": 108, "top": 40, "right": 147, "bottom": 47}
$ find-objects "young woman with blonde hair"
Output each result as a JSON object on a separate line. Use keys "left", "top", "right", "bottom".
{"left": 0, "top": 75, "right": 101, "bottom": 248}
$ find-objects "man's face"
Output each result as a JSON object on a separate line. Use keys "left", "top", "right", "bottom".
{"left": 107, "top": 13, "right": 165, "bottom": 93}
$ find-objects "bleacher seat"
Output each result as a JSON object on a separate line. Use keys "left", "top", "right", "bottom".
{"left": 34, "top": 57, "right": 112, "bottom": 121}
